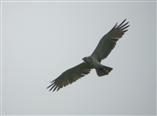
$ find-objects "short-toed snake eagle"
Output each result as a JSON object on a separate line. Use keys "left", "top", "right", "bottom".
{"left": 47, "top": 19, "right": 129, "bottom": 92}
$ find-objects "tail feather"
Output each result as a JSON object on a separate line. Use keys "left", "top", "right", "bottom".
{"left": 96, "top": 66, "right": 113, "bottom": 76}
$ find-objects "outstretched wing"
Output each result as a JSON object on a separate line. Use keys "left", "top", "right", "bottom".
{"left": 47, "top": 62, "right": 91, "bottom": 92}
{"left": 91, "top": 19, "right": 129, "bottom": 62}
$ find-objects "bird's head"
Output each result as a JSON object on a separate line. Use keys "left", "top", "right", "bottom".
{"left": 82, "top": 56, "right": 92, "bottom": 64}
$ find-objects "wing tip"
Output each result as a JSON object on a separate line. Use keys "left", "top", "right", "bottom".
{"left": 117, "top": 19, "right": 130, "bottom": 31}
{"left": 47, "top": 81, "right": 58, "bottom": 92}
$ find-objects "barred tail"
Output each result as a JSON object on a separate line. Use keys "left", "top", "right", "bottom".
{"left": 96, "top": 66, "right": 113, "bottom": 76}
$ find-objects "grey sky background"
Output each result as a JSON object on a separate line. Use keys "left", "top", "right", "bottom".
{"left": 2, "top": 1, "right": 156, "bottom": 115}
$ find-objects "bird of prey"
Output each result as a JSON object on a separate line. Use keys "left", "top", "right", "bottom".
{"left": 47, "top": 19, "right": 129, "bottom": 92}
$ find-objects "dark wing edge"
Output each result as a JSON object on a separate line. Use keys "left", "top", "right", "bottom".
{"left": 107, "top": 19, "right": 130, "bottom": 41}
{"left": 47, "top": 62, "right": 91, "bottom": 92}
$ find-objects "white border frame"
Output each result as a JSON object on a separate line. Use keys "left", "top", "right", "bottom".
{"left": 0, "top": 0, "right": 156, "bottom": 116}
{"left": 0, "top": 0, "right": 157, "bottom": 3}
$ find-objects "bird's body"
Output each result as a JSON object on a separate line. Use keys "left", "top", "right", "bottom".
{"left": 47, "top": 19, "right": 129, "bottom": 92}
{"left": 83, "top": 56, "right": 100, "bottom": 68}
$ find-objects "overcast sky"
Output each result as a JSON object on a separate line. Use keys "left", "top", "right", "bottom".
{"left": 2, "top": 1, "right": 156, "bottom": 115}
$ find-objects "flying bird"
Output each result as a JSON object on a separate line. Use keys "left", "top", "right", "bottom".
{"left": 47, "top": 19, "right": 129, "bottom": 92}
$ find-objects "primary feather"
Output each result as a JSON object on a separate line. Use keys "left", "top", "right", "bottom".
{"left": 47, "top": 62, "right": 91, "bottom": 92}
